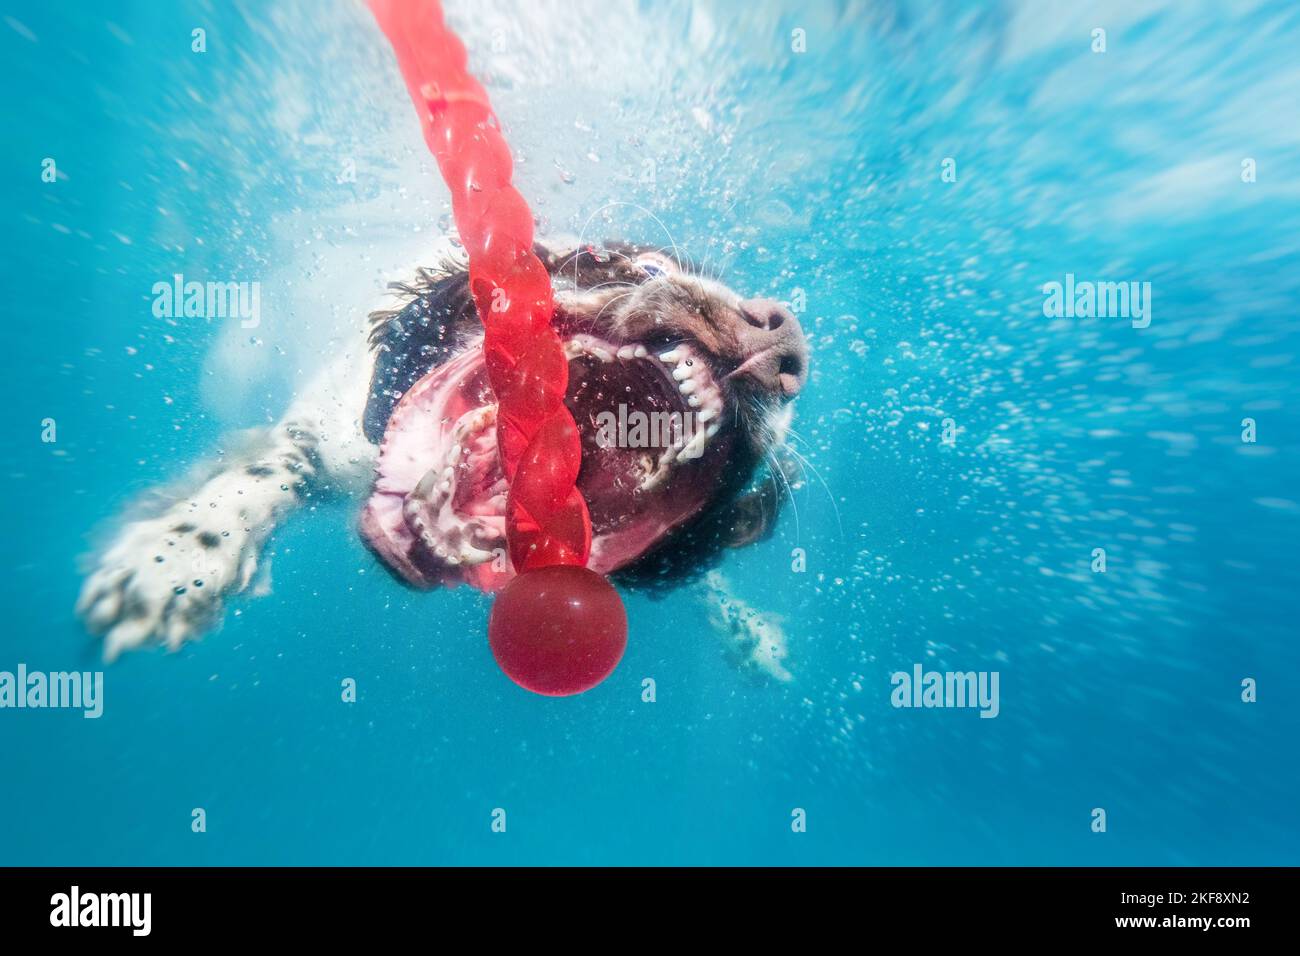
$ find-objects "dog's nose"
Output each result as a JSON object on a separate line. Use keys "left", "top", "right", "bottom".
{"left": 727, "top": 298, "right": 808, "bottom": 398}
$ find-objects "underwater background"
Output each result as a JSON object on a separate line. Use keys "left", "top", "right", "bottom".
{"left": 2, "top": 0, "right": 1298, "bottom": 865}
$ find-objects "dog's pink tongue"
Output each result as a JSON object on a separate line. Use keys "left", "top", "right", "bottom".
{"left": 359, "top": 347, "right": 498, "bottom": 588}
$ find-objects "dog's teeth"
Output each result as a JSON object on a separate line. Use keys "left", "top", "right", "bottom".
{"left": 468, "top": 520, "right": 504, "bottom": 550}
{"left": 412, "top": 469, "right": 447, "bottom": 506}
{"left": 633, "top": 345, "right": 648, "bottom": 358}
{"left": 672, "top": 364, "right": 692, "bottom": 381}
{"left": 678, "top": 429, "right": 707, "bottom": 460}
{"left": 450, "top": 404, "right": 497, "bottom": 447}
{"left": 687, "top": 395, "right": 701, "bottom": 407}
{"left": 679, "top": 380, "right": 697, "bottom": 395}
{"left": 706, "top": 423, "right": 720, "bottom": 438}
{"left": 659, "top": 350, "right": 681, "bottom": 363}
{"left": 639, "top": 466, "right": 669, "bottom": 491}
{"left": 698, "top": 407, "right": 717, "bottom": 423}
{"left": 638, "top": 448, "right": 677, "bottom": 490}
{"left": 616, "top": 346, "right": 636, "bottom": 360}
{"left": 460, "top": 545, "right": 495, "bottom": 566}
{"left": 569, "top": 335, "right": 614, "bottom": 362}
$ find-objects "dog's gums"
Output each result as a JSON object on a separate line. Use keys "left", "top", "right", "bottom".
{"left": 360, "top": 242, "right": 809, "bottom": 592}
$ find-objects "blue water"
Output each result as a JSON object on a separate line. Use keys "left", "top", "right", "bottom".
{"left": 2, "top": 0, "right": 1298, "bottom": 865}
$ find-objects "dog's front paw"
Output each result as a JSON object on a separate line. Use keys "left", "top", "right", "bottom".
{"left": 77, "top": 512, "right": 257, "bottom": 659}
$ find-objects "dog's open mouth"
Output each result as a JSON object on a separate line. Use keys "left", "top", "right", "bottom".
{"left": 360, "top": 324, "right": 735, "bottom": 591}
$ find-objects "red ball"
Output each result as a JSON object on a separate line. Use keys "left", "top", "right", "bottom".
{"left": 488, "top": 566, "right": 627, "bottom": 696}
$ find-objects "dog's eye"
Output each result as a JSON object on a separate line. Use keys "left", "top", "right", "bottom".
{"left": 634, "top": 253, "right": 676, "bottom": 279}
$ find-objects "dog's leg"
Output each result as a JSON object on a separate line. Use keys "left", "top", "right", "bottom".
{"left": 77, "top": 417, "right": 318, "bottom": 658}
{"left": 77, "top": 353, "right": 374, "bottom": 659}
{"left": 699, "top": 571, "right": 793, "bottom": 682}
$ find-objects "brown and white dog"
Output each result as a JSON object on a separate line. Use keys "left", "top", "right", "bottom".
{"left": 77, "top": 240, "right": 808, "bottom": 672}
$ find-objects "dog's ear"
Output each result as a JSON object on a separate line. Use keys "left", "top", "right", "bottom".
{"left": 722, "top": 482, "right": 781, "bottom": 549}
{"left": 363, "top": 269, "right": 475, "bottom": 444}
{"left": 722, "top": 449, "right": 802, "bottom": 548}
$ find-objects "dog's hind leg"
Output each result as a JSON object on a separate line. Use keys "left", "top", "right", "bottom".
{"left": 698, "top": 571, "right": 793, "bottom": 682}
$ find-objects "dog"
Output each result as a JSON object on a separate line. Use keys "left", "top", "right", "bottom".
{"left": 77, "top": 240, "right": 809, "bottom": 668}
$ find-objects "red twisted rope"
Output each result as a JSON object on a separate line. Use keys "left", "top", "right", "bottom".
{"left": 369, "top": 0, "right": 590, "bottom": 573}
{"left": 370, "top": 0, "right": 627, "bottom": 696}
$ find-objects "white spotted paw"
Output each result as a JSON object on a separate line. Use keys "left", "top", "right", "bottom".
{"left": 77, "top": 511, "right": 258, "bottom": 659}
